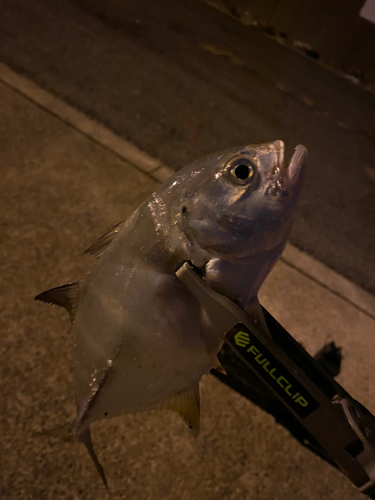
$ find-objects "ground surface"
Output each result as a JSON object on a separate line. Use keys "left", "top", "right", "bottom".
{"left": 1, "top": 67, "right": 375, "bottom": 500}
{"left": 0, "top": 0, "right": 374, "bottom": 292}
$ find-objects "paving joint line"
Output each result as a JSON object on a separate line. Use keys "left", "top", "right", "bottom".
{"left": 0, "top": 62, "right": 174, "bottom": 184}
{"left": 280, "top": 257, "right": 375, "bottom": 321}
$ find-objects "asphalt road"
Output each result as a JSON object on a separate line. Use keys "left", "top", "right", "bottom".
{"left": 1, "top": 0, "right": 374, "bottom": 292}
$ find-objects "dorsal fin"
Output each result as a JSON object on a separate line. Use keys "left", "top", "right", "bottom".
{"left": 35, "top": 281, "right": 81, "bottom": 321}
{"left": 157, "top": 384, "right": 200, "bottom": 437}
{"left": 85, "top": 221, "right": 124, "bottom": 257}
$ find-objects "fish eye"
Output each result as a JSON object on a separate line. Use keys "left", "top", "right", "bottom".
{"left": 233, "top": 164, "right": 252, "bottom": 180}
{"left": 226, "top": 157, "right": 256, "bottom": 185}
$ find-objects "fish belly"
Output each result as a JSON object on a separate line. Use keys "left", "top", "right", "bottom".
{"left": 72, "top": 259, "right": 218, "bottom": 428}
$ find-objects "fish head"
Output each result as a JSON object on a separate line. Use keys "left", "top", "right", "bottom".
{"left": 179, "top": 140, "right": 307, "bottom": 259}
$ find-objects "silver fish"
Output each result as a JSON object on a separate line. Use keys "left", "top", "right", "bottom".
{"left": 36, "top": 140, "right": 306, "bottom": 485}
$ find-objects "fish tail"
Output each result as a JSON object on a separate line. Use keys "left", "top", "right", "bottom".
{"left": 34, "top": 422, "right": 75, "bottom": 442}
{"left": 36, "top": 423, "right": 108, "bottom": 488}
{"left": 78, "top": 427, "right": 108, "bottom": 489}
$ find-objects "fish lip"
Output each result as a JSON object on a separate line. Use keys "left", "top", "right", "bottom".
{"left": 272, "top": 141, "right": 307, "bottom": 181}
{"left": 288, "top": 144, "right": 307, "bottom": 181}
{"left": 266, "top": 141, "right": 306, "bottom": 198}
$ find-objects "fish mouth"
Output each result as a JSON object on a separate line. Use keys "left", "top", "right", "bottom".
{"left": 273, "top": 140, "right": 307, "bottom": 181}
{"left": 266, "top": 140, "right": 306, "bottom": 198}
{"left": 287, "top": 144, "right": 307, "bottom": 182}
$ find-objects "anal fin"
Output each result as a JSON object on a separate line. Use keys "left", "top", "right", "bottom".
{"left": 35, "top": 281, "right": 81, "bottom": 322}
{"left": 157, "top": 384, "right": 200, "bottom": 437}
{"left": 214, "top": 356, "right": 227, "bottom": 375}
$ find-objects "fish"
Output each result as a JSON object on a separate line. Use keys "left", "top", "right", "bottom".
{"left": 36, "top": 140, "right": 306, "bottom": 486}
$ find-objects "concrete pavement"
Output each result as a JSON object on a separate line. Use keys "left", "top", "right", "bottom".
{"left": 1, "top": 65, "right": 375, "bottom": 500}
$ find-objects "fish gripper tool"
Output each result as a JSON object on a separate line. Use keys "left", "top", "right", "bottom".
{"left": 176, "top": 262, "right": 375, "bottom": 498}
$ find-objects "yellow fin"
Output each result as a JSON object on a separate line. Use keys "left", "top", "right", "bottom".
{"left": 158, "top": 385, "right": 200, "bottom": 436}
{"left": 214, "top": 356, "right": 227, "bottom": 375}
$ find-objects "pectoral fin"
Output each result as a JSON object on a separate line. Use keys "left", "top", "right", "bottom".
{"left": 35, "top": 281, "right": 81, "bottom": 321}
{"left": 85, "top": 221, "right": 124, "bottom": 257}
{"left": 158, "top": 385, "right": 200, "bottom": 436}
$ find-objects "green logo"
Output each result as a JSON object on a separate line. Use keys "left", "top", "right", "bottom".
{"left": 234, "top": 330, "right": 250, "bottom": 347}
{"left": 230, "top": 325, "right": 319, "bottom": 418}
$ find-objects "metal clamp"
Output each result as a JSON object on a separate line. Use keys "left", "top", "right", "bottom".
{"left": 176, "top": 262, "right": 375, "bottom": 497}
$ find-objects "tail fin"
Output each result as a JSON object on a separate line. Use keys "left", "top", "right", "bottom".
{"left": 33, "top": 422, "right": 75, "bottom": 442}
{"left": 79, "top": 428, "right": 108, "bottom": 488}
{"left": 36, "top": 423, "right": 108, "bottom": 488}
